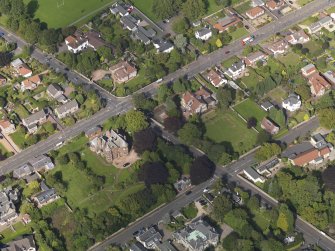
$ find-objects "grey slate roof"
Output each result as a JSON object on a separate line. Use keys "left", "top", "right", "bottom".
{"left": 13, "top": 164, "right": 33, "bottom": 179}
{"left": 133, "top": 30, "right": 150, "bottom": 44}
{"left": 34, "top": 181, "right": 57, "bottom": 205}
{"left": 29, "top": 155, "right": 54, "bottom": 171}
{"left": 121, "top": 16, "right": 137, "bottom": 30}
{"left": 130, "top": 242, "right": 148, "bottom": 251}
{"left": 196, "top": 28, "right": 212, "bottom": 37}
{"left": 55, "top": 100, "right": 78, "bottom": 116}
{"left": 47, "top": 83, "right": 63, "bottom": 98}
{"left": 244, "top": 166, "right": 262, "bottom": 180}
{"left": 138, "top": 227, "right": 162, "bottom": 248}
{"left": 22, "top": 109, "right": 47, "bottom": 127}
{"left": 138, "top": 26, "right": 156, "bottom": 38}
{"left": 0, "top": 235, "right": 36, "bottom": 251}
{"left": 157, "top": 241, "right": 178, "bottom": 251}
{"left": 229, "top": 60, "right": 245, "bottom": 72}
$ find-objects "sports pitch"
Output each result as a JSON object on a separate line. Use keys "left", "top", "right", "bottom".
{"left": 26, "top": 0, "right": 115, "bottom": 28}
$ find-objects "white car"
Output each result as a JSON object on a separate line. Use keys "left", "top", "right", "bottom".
{"left": 203, "top": 187, "right": 209, "bottom": 193}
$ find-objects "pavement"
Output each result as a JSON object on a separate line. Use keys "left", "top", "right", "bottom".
{"left": 89, "top": 116, "right": 322, "bottom": 251}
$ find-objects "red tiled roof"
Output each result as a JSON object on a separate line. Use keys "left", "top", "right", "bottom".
{"left": 246, "top": 6, "right": 264, "bottom": 19}
{"left": 292, "top": 147, "right": 330, "bottom": 166}
{"left": 309, "top": 73, "right": 331, "bottom": 96}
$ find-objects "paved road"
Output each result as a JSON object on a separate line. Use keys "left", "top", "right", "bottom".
{"left": 90, "top": 117, "right": 324, "bottom": 251}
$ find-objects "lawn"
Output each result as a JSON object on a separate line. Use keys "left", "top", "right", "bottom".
{"left": 114, "top": 68, "right": 150, "bottom": 96}
{"left": 203, "top": 110, "right": 258, "bottom": 154}
{"left": 47, "top": 135, "right": 140, "bottom": 215}
{"left": 23, "top": 0, "right": 116, "bottom": 28}
{"left": 234, "top": 98, "right": 266, "bottom": 130}
{"left": 222, "top": 56, "right": 240, "bottom": 68}
{"left": 133, "top": 0, "right": 157, "bottom": 21}
{"left": 14, "top": 104, "right": 29, "bottom": 120}
{"left": 252, "top": 211, "right": 271, "bottom": 232}
{"left": 233, "top": 1, "right": 251, "bottom": 15}
{"left": 10, "top": 130, "right": 26, "bottom": 149}
{"left": 303, "top": 40, "right": 323, "bottom": 58}
{"left": 0, "top": 222, "right": 32, "bottom": 244}
{"left": 205, "top": 0, "right": 224, "bottom": 16}
{"left": 240, "top": 69, "right": 264, "bottom": 90}
{"left": 277, "top": 52, "right": 301, "bottom": 67}
{"left": 229, "top": 27, "right": 249, "bottom": 41}
{"left": 266, "top": 86, "right": 287, "bottom": 104}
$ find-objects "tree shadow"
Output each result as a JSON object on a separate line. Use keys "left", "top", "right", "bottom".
{"left": 27, "top": 0, "right": 39, "bottom": 17}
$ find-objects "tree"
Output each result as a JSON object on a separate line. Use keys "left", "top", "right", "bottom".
{"left": 190, "top": 156, "right": 215, "bottom": 185}
{"left": 172, "top": 79, "right": 187, "bottom": 94}
{"left": 97, "top": 46, "right": 113, "bottom": 61}
{"left": 132, "top": 93, "right": 157, "bottom": 112}
{"left": 76, "top": 50, "right": 100, "bottom": 76}
{"left": 216, "top": 0, "right": 232, "bottom": 7}
{"left": 242, "top": 45, "right": 253, "bottom": 56}
{"left": 212, "top": 194, "right": 233, "bottom": 222}
{"left": 276, "top": 203, "right": 294, "bottom": 233}
{"left": 318, "top": 108, "right": 335, "bottom": 129}
{"left": 247, "top": 195, "right": 260, "bottom": 212}
{"left": 260, "top": 239, "right": 285, "bottom": 251}
{"left": 0, "top": 52, "right": 12, "bottom": 67}
{"left": 178, "top": 122, "right": 202, "bottom": 145}
{"left": 42, "top": 122, "right": 55, "bottom": 134}
{"left": 174, "top": 34, "right": 188, "bottom": 53}
{"left": 322, "top": 41, "right": 330, "bottom": 50}
{"left": 326, "top": 131, "right": 335, "bottom": 145}
{"left": 182, "top": 0, "right": 206, "bottom": 21}
{"left": 247, "top": 117, "right": 257, "bottom": 129}
{"left": 125, "top": 110, "right": 148, "bottom": 133}
{"left": 164, "top": 117, "right": 183, "bottom": 133}
{"left": 217, "top": 87, "right": 233, "bottom": 110}
{"left": 56, "top": 154, "right": 69, "bottom": 165}
{"left": 157, "top": 84, "right": 173, "bottom": 103}
{"left": 152, "top": 0, "right": 177, "bottom": 20}
{"left": 24, "top": 21, "right": 40, "bottom": 44}
{"left": 255, "top": 143, "right": 281, "bottom": 162}
{"left": 138, "top": 162, "right": 169, "bottom": 185}
{"left": 133, "top": 128, "right": 157, "bottom": 154}
{"left": 172, "top": 17, "right": 190, "bottom": 34}
{"left": 10, "top": 0, "right": 25, "bottom": 16}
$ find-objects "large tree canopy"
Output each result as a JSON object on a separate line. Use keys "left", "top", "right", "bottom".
{"left": 133, "top": 128, "right": 157, "bottom": 154}
{"left": 138, "top": 162, "right": 169, "bottom": 185}
{"left": 190, "top": 156, "right": 215, "bottom": 185}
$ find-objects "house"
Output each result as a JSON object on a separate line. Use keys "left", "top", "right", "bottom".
{"left": 225, "top": 60, "right": 246, "bottom": 79}
{"left": 307, "top": 16, "right": 333, "bottom": 34}
{"left": 54, "top": 100, "right": 79, "bottom": 119}
{"left": 130, "top": 242, "right": 148, "bottom": 251}
{"left": 282, "top": 93, "right": 301, "bottom": 112}
{"left": 195, "top": 28, "right": 212, "bottom": 41}
{"left": 136, "top": 227, "right": 162, "bottom": 249}
{"left": 243, "top": 167, "right": 266, "bottom": 183}
{"left": 11, "top": 59, "right": 32, "bottom": 78}
{"left": 301, "top": 64, "right": 317, "bottom": 77}
{"left": 110, "top": 3, "right": 129, "bottom": 17}
{"left": 85, "top": 126, "right": 102, "bottom": 139}
{"left": 310, "top": 133, "right": 329, "bottom": 149}
{"left": 285, "top": 30, "right": 310, "bottom": 44}
{"left": 157, "top": 241, "right": 178, "bottom": 251}
{"left": 266, "top": 0, "right": 284, "bottom": 11}
{"left": 65, "top": 34, "right": 88, "bottom": 53}
{"left": 90, "top": 129, "right": 129, "bottom": 162}
{"left": 110, "top": 61, "right": 137, "bottom": 83}
{"left": 65, "top": 30, "right": 105, "bottom": 53}
{"left": 267, "top": 40, "right": 288, "bottom": 55}
{"left": 21, "top": 74, "right": 41, "bottom": 92}
{"left": 252, "top": 0, "right": 265, "bottom": 7}
{"left": 0, "top": 74, "right": 7, "bottom": 86}
{"left": 0, "top": 188, "right": 18, "bottom": 225}
{"left": 246, "top": 6, "right": 265, "bottom": 20}
{"left": 207, "top": 69, "right": 227, "bottom": 87}
{"left": 323, "top": 70, "right": 335, "bottom": 85}
{"left": 29, "top": 155, "right": 54, "bottom": 171}
{"left": 47, "top": 84, "right": 64, "bottom": 99}
{"left": 22, "top": 213, "right": 31, "bottom": 225}
{"left": 22, "top": 109, "right": 48, "bottom": 134}
{"left": 213, "top": 15, "right": 242, "bottom": 33}
{"left": 173, "top": 218, "right": 219, "bottom": 251}
{"left": 174, "top": 177, "right": 191, "bottom": 192}
{"left": 0, "top": 235, "right": 36, "bottom": 251}
{"left": 0, "top": 119, "right": 15, "bottom": 134}
{"left": 137, "top": 26, "right": 156, "bottom": 39}
{"left": 181, "top": 88, "right": 216, "bottom": 116}
{"left": 308, "top": 73, "right": 331, "bottom": 97}
{"left": 13, "top": 164, "right": 33, "bottom": 179}
{"left": 153, "top": 40, "right": 174, "bottom": 53}
{"left": 33, "top": 181, "right": 59, "bottom": 208}
{"left": 260, "top": 101, "right": 274, "bottom": 111}
{"left": 133, "top": 30, "right": 151, "bottom": 45}
{"left": 121, "top": 15, "right": 137, "bottom": 31}
{"left": 256, "top": 158, "right": 280, "bottom": 176}
{"left": 261, "top": 117, "right": 279, "bottom": 135}
{"left": 244, "top": 51, "right": 267, "bottom": 66}
{"left": 289, "top": 146, "right": 331, "bottom": 166}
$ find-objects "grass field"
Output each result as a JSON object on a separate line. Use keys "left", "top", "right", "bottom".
{"left": 234, "top": 99, "right": 266, "bottom": 130}
{"left": 47, "top": 136, "right": 140, "bottom": 215}
{"left": 203, "top": 110, "right": 258, "bottom": 154}
{"left": 277, "top": 52, "right": 301, "bottom": 67}
{"left": 24, "top": 0, "right": 115, "bottom": 28}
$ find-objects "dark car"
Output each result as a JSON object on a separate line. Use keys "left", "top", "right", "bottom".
{"left": 185, "top": 190, "right": 192, "bottom": 195}
{"left": 123, "top": 162, "right": 130, "bottom": 167}
{"left": 225, "top": 51, "right": 230, "bottom": 54}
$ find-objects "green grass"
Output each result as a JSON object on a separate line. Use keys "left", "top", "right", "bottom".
{"left": 23, "top": 0, "right": 116, "bottom": 28}
{"left": 0, "top": 222, "right": 32, "bottom": 244}
{"left": 234, "top": 99, "right": 266, "bottom": 130}
{"left": 133, "top": 0, "right": 157, "bottom": 21}
{"left": 304, "top": 40, "right": 323, "bottom": 58}
{"left": 203, "top": 110, "right": 258, "bottom": 154}
{"left": 266, "top": 86, "right": 287, "bottom": 105}
{"left": 181, "top": 203, "right": 198, "bottom": 219}
{"left": 205, "top": 0, "right": 224, "bottom": 16}
{"left": 47, "top": 135, "right": 139, "bottom": 215}
{"left": 240, "top": 69, "right": 264, "bottom": 90}
{"left": 233, "top": 1, "right": 251, "bottom": 15}
{"left": 297, "top": 0, "right": 313, "bottom": 6}
{"left": 277, "top": 52, "right": 301, "bottom": 67}
{"left": 10, "top": 130, "right": 26, "bottom": 149}
{"left": 14, "top": 104, "right": 29, "bottom": 120}
{"left": 253, "top": 211, "right": 271, "bottom": 231}
{"left": 327, "top": 6, "right": 335, "bottom": 14}
{"left": 229, "top": 27, "right": 249, "bottom": 41}
{"left": 222, "top": 56, "right": 240, "bottom": 68}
